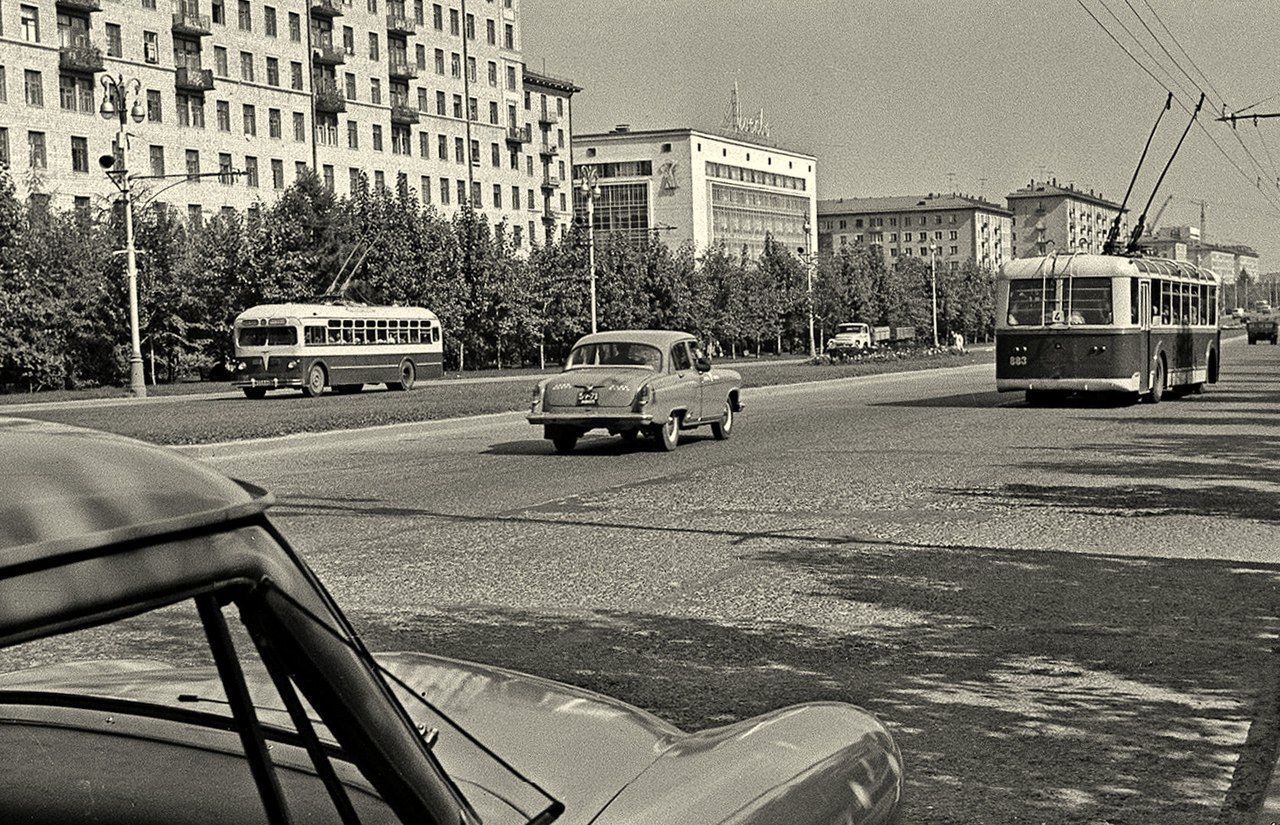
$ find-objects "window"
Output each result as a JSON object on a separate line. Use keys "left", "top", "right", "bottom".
{"left": 26, "top": 131, "right": 46, "bottom": 169}
{"left": 271, "top": 158, "right": 284, "bottom": 188}
{"left": 295, "top": 161, "right": 307, "bottom": 179}
{"left": 439, "top": 177, "right": 449, "bottom": 204}
{"left": 186, "top": 149, "right": 200, "bottom": 180}
{"left": 506, "top": 65, "right": 516, "bottom": 89}
{"left": 211, "top": 0, "right": 224, "bottom": 24}
{"left": 486, "top": 18, "right": 495, "bottom": 44}
{"left": 20, "top": 5, "right": 38, "bottom": 42}
{"left": 454, "top": 136, "right": 463, "bottom": 162}
{"left": 240, "top": 52, "right": 254, "bottom": 82}
{"left": 266, "top": 57, "right": 279, "bottom": 86}
{"left": 290, "top": 61, "right": 303, "bottom": 89}
{"left": 105, "top": 23, "right": 122, "bottom": 56}
{"left": 343, "top": 26, "right": 354, "bottom": 55}
{"left": 487, "top": 61, "right": 497, "bottom": 87}
{"left": 434, "top": 49, "right": 444, "bottom": 75}
{"left": 436, "top": 134, "right": 446, "bottom": 159}
{"left": 216, "top": 100, "right": 230, "bottom": 131}
{"left": 391, "top": 125, "right": 410, "bottom": 155}
{"left": 349, "top": 167, "right": 362, "bottom": 193}
{"left": 264, "top": 6, "right": 276, "bottom": 36}
{"left": 237, "top": 0, "right": 251, "bottom": 30}
{"left": 503, "top": 22, "right": 513, "bottom": 49}
{"left": 368, "top": 32, "right": 379, "bottom": 60}
{"left": 344, "top": 73, "right": 356, "bottom": 99}
{"left": 369, "top": 78, "right": 381, "bottom": 104}
{"left": 23, "top": 70, "right": 42, "bottom": 107}
{"left": 288, "top": 11, "right": 300, "bottom": 41}
{"left": 421, "top": 175, "right": 431, "bottom": 203}
{"left": 214, "top": 46, "right": 228, "bottom": 76}
{"left": 149, "top": 144, "right": 165, "bottom": 176}
{"left": 450, "top": 53, "right": 460, "bottom": 78}
{"left": 0, "top": 129, "right": 7, "bottom": 167}
{"left": 372, "top": 124, "right": 382, "bottom": 151}
{"left": 146, "top": 88, "right": 162, "bottom": 121}
{"left": 415, "top": 43, "right": 426, "bottom": 69}
{"left": 374, "top": 170, "right": 385, "bottom": 189}
{"left": 435, "top": 90, "right": 445, "bottom": 114}
{"left": 488, "top": 101, "right": 498, "bottom": 124}
{"left": 58, "top": 75, "right": 92, "bottom": 112}
{"left": 242, "top": 104, "right": 256, "bottom": 135}
{"left": 70, "top": 135, "right": 88, "bottom": 172}
{"left": 244, "top": 155, "right": 258, "bottom": 187}
{"left": 293, "top": 111, "right": 305, "bottom": 141}
{"left": 457, "top": 179, "right": 466, "bottom": 204}
{"left": 144, "top": 31, "right": 159, "bottom": 64}
{"left": 418, "top": 132, "right": 429, "bottom": 157}
{"left": 492, "top": 184, "right": 501, "bottom": 208}
{"left": 432, "top": 3, "right": 442, "bottom": 29}
{"left": 465, "top": 13, "right": 474, "bottom": 39}
{"left": 218, "top": 152, "right": 233, "bottom": 184}
{"left": 347, "top": 121, "right": 358, "bottom": 149}
{"left": 449, "top": 8, "right": 458, "bottom": 34}
{"left": 452, "top": 94, "right": 461, "bottom": 118}
{"left": 490, "top": 142, "right": 499, "bottom": 166}
{"left": 466, "top": 57, "right": 475, "bottom": 82}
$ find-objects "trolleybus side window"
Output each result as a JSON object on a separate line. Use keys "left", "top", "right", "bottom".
{"left": 305, "top": 325, "right": 326, "bottom": 345}
{"left": 239, "top": 326, "right": 298, "bottom": 346}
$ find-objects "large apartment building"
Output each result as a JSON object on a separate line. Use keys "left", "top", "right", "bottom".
{"left": 571, "top": 126, "right": 817, "bottom": 259}
{"left": 0, "top": 0, "right": 575, "bottom": 248}
{"left": 1005, "top": 179, "right": 1126, "bottom": 258}
{"left": 816, "top": 192, "right": 1012, "bottom": 272}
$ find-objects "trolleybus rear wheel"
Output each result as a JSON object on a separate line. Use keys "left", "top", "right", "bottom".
{"left": 390, "top": 359, "right": 416, "bottom": 391}
{"left": 1147, "top": 359, "right": 1166, "bottom": 404}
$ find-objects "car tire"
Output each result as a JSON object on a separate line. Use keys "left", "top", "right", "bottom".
{"left": 390, "top": 359, "right": 416, "bottom": 390}
{"left": 242, "top": 387, "right": 267, "bottom": 399}
{"left": 550, "top": 428, "right": 578, "bottom": 453}
{"left": 1147, "top": 358, "right": 1165, "bottom": 404}
{"left": 711, "top": 400, "right": 733, "bottom": 440}
{"left": 302, "top": 364, "right": 326, "bottom": 397}
{"left": 656, "top": 413, "right": 680, "bottom": 452}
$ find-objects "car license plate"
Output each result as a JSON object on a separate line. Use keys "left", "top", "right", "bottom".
{"left": 577, "top": 389, "right": 598, "bottom": 405}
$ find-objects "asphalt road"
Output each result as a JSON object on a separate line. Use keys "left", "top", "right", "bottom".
{"left": 194, "top": 335, "right": 1280, "bottom": 824}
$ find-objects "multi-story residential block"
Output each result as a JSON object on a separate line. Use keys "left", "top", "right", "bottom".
{"left": 816, "top": 193, "right": 1012, "bottom": 272}
{"left": 0, "top": 0, "right": 573, "bottom": 248}
{"left": 1141, "top": 225, "right": 1262, "bottom": 307}
{"left": 1005, "top": 178, "right": 1126, "bottom": 258}
{"left": 570, "top": 125, "right": 817, "bottom": 259}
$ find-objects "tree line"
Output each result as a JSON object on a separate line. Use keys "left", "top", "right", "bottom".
{"left": 0, "top": 167, "right": 996, "bottom": 393}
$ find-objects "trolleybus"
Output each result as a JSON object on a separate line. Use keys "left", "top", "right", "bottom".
{"left": 231, "top": 302, "right": 444, "bottom": 398}
{"left": 995, "top": 253, "right": 1220, "bottom": 404}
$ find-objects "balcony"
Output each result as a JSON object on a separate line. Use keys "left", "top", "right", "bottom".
{"left": 55, "top": 0, "right": 101, "bottom": 12}
{"left": 171, "top": 9, "right": 212, "bottom": 36}
{"left": 505, "top": 124, "right": 530, "bottom": 145}
{"left": 387, "top": 58, "right": 419, "bottom": 80}
{"left": 386, "top": 13, "right": 416, "bottom": 35}
{"left": 538, "top": 142, "right": 558, "bottom": 158}
{"left": 390, "top": 104, "right": 420, "bottom": 125}
{"left": 314, "top": 83, "right": 346, "bottom": 113}
{"left": 538, "top": 109, "right": 559, "bottom": 126}
{"left": 59, "top": 44, "right": 104, "bottom": 74}
{"left": 540, "top": 174, "right": 559, "bottom": 191}
{"left": 175, "top": 65, "right": 215, "bottom": 92}
{"left": 310, "top": 0, "right": 342, "bottom": 18}
{"left": 312, "top": 42, "right": 345, "bottom": 65}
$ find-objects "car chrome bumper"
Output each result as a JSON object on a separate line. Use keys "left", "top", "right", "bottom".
{"left": 528, "top": 411, "right": 655, "bottom": 427}
{"left": 233, "top": 377, "right": 304, "bottom": 389}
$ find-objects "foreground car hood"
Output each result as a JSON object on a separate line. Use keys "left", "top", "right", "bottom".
{"left": 0, "top": 652, "right": 900, "bottom": 824}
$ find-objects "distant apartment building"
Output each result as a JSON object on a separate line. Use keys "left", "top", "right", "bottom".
{"left": 1141, "top": 225, "right": 1262, "bottom": 306}
{"left": 0, "top": 0, "right": 574, "bottom": 248}
{"left": 816, "top": 193, "right": 1012, "bottom": 272}
{"left": 1005, "top": 179, "right": 1126, "bottom": 258}
{"left": 570, "top": 126, "right": 817, "bottom": 259}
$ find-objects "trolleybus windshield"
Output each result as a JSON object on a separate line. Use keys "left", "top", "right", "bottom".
{"left": 238, "top": 326, "right": 298, "bottom": 346}
{"left": 1007, "top": 277, "right": 1112, "bottom": 326}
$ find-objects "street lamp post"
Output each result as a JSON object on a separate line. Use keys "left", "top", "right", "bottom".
{"left": 99, "top": 74, "right": 147, "bottom": 398}
{"left": 801, "top": 217, "right": 816, "bottom": 357}
{"left": 579, "top": 167, "right": 601, "bottom": 334}
{"left": 929, "top": 244, "right": 940, "bottom": 349}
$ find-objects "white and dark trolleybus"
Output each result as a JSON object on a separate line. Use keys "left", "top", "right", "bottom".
{"left": 231, "top": 302, "right": 444, "bottom": 398}
{"left": 996, "top": 253, "right": 1221, "bottom": 404}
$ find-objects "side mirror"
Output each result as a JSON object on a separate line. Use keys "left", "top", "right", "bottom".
{"left": 694, "top": 357, "right": 711, "bottom": 372}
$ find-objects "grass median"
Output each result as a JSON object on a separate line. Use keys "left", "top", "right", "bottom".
{"left": 2, "top": 348, "right": 992, "bottom": 445}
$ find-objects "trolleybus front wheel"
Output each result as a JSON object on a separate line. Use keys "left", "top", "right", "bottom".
{"left": 302, "top": 364, "right": 327, "bottom": 398}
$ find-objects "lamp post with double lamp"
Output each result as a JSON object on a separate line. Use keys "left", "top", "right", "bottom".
{"left": 579, "top": 167, "right": 601, "bottom": 334}
{"left": 99, "top": 73, "right": 148, "bottom": 398}
{"left": 801, "top": 217, "right": 816, "bottom": 357}
{"left": 929, "top": 244, "right": 940, "bottom": 349}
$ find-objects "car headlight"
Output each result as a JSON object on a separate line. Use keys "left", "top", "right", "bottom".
{"left": 237, "top": 361, "right": 248, "bottom": 371}
{"left": 286, "top": 360, "right": 298, "bottom": 370}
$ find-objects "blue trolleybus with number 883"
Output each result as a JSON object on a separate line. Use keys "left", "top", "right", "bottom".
{"left": 996, "top": 253, "right": 1221, "bottom": 404}
{"left": 232, "top": 302, "right": 444, "bottom": 398}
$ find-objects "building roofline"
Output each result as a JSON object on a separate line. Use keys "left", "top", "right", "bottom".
{"left": 1005, "top": 181, "right": 1123, "bottom": 210}
{"left": 817, "top": 194, "right": 1012, "bottom": 218}
{"left": 573, "top": 126, "right": 816, "bottom": 160}
{"left": 521, "top": 67, "right": 582, "bottom": 94}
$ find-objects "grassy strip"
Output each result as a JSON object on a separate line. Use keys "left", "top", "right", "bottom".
{"left": 6, "top": 349, "right": 991, "bottom": 445}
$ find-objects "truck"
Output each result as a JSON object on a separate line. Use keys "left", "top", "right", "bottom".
{"left": 1246, "top": 315, "right": 1278, "bottom": 345}
{"left": 825, "top": 322, "right": 916, "bottom": 356}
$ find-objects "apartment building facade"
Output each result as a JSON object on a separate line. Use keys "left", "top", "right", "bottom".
{"left": 571, "top": 126, "right": 817, "bottom": 259}
{"left": 0, "top": 0, "right": 574, "bottom": 248}
{"left": 1005, "top": 179, "right": 1126, "bottom": 258}
{"left": 816, "top": 193, "right": 1012, "bottom": 272}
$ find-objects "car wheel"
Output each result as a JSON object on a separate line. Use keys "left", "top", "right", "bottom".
{"left": 390, "top": 359, "right": 416, "bottom": 390}
{"left": 657, "top": 413, "right": 680, "bottom": 452}
{"left": 710, "top": 399, "right": 733, "bottom": 440}
{"left": 550, "top": 428, "right": 578, "bottom": 453}
{"left": 302, "top": 364, "right": 326, "bottom": 397}
{"left": 242, "top": 387, "right": 267, "bottom": 399}
{"left": 1147, "top": 358, "right": 1165, "bottom": 404}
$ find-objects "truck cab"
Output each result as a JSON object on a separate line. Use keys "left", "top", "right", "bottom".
{"left": 826, "top": 323, "right": 872, "bottom": 354}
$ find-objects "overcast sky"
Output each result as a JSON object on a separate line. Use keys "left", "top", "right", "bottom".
{"left": 522, "top": 0, "right": 1280, "bottom": 268}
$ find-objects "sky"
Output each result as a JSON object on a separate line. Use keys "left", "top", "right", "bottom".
{"left": 521, "top": 0, "right": 1280, "bottom": 268}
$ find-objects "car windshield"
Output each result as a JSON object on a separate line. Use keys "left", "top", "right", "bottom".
{"left": 565, "top": 342, "right": 662, "bottom": 370}
{"left": 836, "top": 325, "right": 865, "bottom": 335}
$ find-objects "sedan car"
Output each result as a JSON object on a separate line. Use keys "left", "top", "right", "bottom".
{"left": 528, "top": 330, "right": 743, "bottom": 453}
{"left": 0, "top": 417, "right": 902, "bottom": 824}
